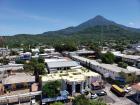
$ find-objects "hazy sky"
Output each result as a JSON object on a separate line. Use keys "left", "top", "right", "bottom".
{"left": 0, "top": 0, "right": 140, "bottom": 35}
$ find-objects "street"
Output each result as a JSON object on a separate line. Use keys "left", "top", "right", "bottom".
{"left": 104, "top": 83, "right": 137, "bottom": 105}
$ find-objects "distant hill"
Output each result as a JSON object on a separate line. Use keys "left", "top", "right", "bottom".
{"left": 4, "top": 15, "right": 140, "bottom": 47}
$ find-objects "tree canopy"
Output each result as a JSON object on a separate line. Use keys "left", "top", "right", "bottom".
{"left": 42, "top": 80, "right": 61, "bottom": 98}
{"left": 101, "top": 52, "right": 115, "bottom": 64}
{"left": 23, "top": 58, "right": 46, "bottom": 74}
{"left": 119, "top": 71, "right": 137, "bottom": 84}
{"left": 54, "top": 43, "right": 77, "bottom": 52}
{"left": 38, "top": 56, "right": 45, "bottom": 63}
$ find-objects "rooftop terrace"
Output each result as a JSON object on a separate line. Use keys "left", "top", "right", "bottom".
{"left": 41, "top": 68, "right": 101, "bottom": 83}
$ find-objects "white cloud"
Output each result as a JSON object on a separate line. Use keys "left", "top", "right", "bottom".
{"left": 128, "top": 22, "right": 134, "bottom": 27}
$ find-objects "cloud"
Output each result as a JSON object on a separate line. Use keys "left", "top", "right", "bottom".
{"left": 128, "top": 22, "right": 135, "bottom": 27}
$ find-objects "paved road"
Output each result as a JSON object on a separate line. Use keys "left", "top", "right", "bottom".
{"left": 104, "top": 84, "right": 137, "bottom": 105}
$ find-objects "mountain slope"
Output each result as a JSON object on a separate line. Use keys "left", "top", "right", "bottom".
{"left": 43, "top": 15, "right": 140, "bottom": 35}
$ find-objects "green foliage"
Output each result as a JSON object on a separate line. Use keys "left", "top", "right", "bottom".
{"left": 4, "top": 24, "right": 140, "bottom": 48}
{"left": 50, "top": 102, "right": 64, "bottom": 105}
{"left": 39, "top": 47, "right": 44, "bottom": 54}
{"left": 0, "top": 58, "right": 9, "bottom": 65}
{"left": 89, "top": 43, "right": 101, "bottom": 59}
{"left": 90, "top": 100, "right": 106, "bottom": 105}
{"left": 73, "top": 95, "right": 106, "bottom": 105}
{"left": 0, "top": 37, "right": 5, "bottom": 47}
{"left": 114, "top": 57, "right": 122, "bottom": 63}
{"left": 38, "top": 56, "right": 44, "bottom": 63}
{"left": 42, "top": 80, "right": 61, "bottom": 98}
{"left": 23, "top": 46, "right": 31, "bottom": 53}
{"left": 54, "top": 43, "right": 77, "bottom": 52}
{"left": 119, "top": 71, "right": 137, "bottom": 84}
{"left": 10, "top": 50, "right": 18, "bottom": 56}
{"left": 23, "top": 63, "right": 35, "bottom": 72}
{"left": 15, "top": 59, "right": 25, "bottom": 64}
{"left": 115, "top": 45, "right": 125, "bottom": 52}
{"left": 23, "top": 58, "right": 46, "bottom": 74}
{"left": 118, "top": 62, "right": 128, "bottom": 68}
{"left": 101, "top": 52, "right": 115, "bottom": 64}
{"left": 73, "top": 95, "right": 89, "bottom": 105}
{"left": 36, "top": 63, "right": 46, "bottom": 75}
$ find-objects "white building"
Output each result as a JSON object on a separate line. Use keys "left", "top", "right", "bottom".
{"left": 46, "top": 60, "right": 82, "bottom": 73}
{"left": 39, "top": 52, "right": 62, "bottom": 59}
{"left": 44, "top": 48, "right": 55, "bottom": 53}
{"left": 69, "top": 49, "right": 95, "bottom": 56}
{"left": 0, "top": 64, "right": 24, "bottom": 81}
{"left": 31, "top": 48, "right": 39, "bottom": 53}
{"left": 41, "top": 68, "right": 102, "bottom": 95}
{"left": 19, "top": 52, "right": 32, "bottom": 60}
{"left": 0, "top": 48, "right": 10, "bottom": 57}
{"left": 71, "top": 55, "right": 135, "bottom": 80}
{"left": 112, "top": 51, "right": 140, "bottom": 68}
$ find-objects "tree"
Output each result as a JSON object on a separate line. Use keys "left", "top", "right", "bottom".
{"left": 101, "top": 52, "right": 115, "bottom": 64}
{"left": 54, "top": 43, "right": 77, "bottom": 52}
{"left": 42, "top": 80, "right": 61, "bottom": 98}
{"left": 23, "top": 47, "right": 31, "bottom": 53}
{"left": 118, "top": 62, "right": 128, "bottom": 68}
{"left": 0, "top": 57, "right": 9, "bottom": 65}
{"left": 89, "top": 44, "right": 101, "bottom": 59}
{"left": 15, "top": 59, "right": 25, "bottom": 64}
{"left": 10, "top": 50, "right": 18, "bottom": 56}
{"left": 36, "top": 63, "right": 46, "bottom": 75}
{"left": 23, "top": 58, "right": 46, "bottom": 75}
{"left": 50, "top": 102, "right": 64, "bottom": 105}
{"left": 38, "top": 56, "right": 44, "bottom": 63}
{"left": 24, "top": 63, "right": 35, "bottom": 72}
{"left": 30, "top": 58, "right": 38, "bottom": 68}
{"left": 39, "top": 47, "right": 44, "bottom": 54}
{"left": 0, "top": 37, "right": 5, "bottom": 47}
{"left": 23, "top": 58, "right": 37, "bottom": 72}
{"left": 119, "top": 71, "right": 137, "bottom": 84}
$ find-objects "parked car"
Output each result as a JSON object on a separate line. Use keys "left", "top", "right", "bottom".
{"left": 31, "top": 99, "right": 36, "bottom": 105}
{"left": 124, "top": 87, "right": 132, "bottom": 93}
{"left": 91, "top": 93, "right": 98, "bottom": 99}
{"left": 96, "top": 90, "right": 107, "bottom": 96}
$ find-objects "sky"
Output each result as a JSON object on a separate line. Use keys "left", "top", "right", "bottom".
{"left": 0, "top": 0, "right": 140, "bottom": 35}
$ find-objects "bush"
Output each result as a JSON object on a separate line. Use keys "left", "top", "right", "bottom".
{"left": 73, "top": 95, "right": 106, "bottom": 105}
{"left": 101, "top": 52, "right": 115, "bottom": 64}
{"left": 118, "top": 62, "right": 128, "bottom": 68}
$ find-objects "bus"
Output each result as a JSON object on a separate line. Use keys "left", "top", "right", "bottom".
{"left": 110, "top": 85, "right": 125, "bottom": 97}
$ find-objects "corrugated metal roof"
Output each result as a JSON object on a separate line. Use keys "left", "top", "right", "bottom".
{"left": 47, "top": 61, "right": 79, "bottom": 69}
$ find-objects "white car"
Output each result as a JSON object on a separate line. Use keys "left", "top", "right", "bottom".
{"left": 124, "top": 87, "right": 132, "bottom": 93}
{"left": 91, "top": 93, "right": 98, "bottom": 99}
